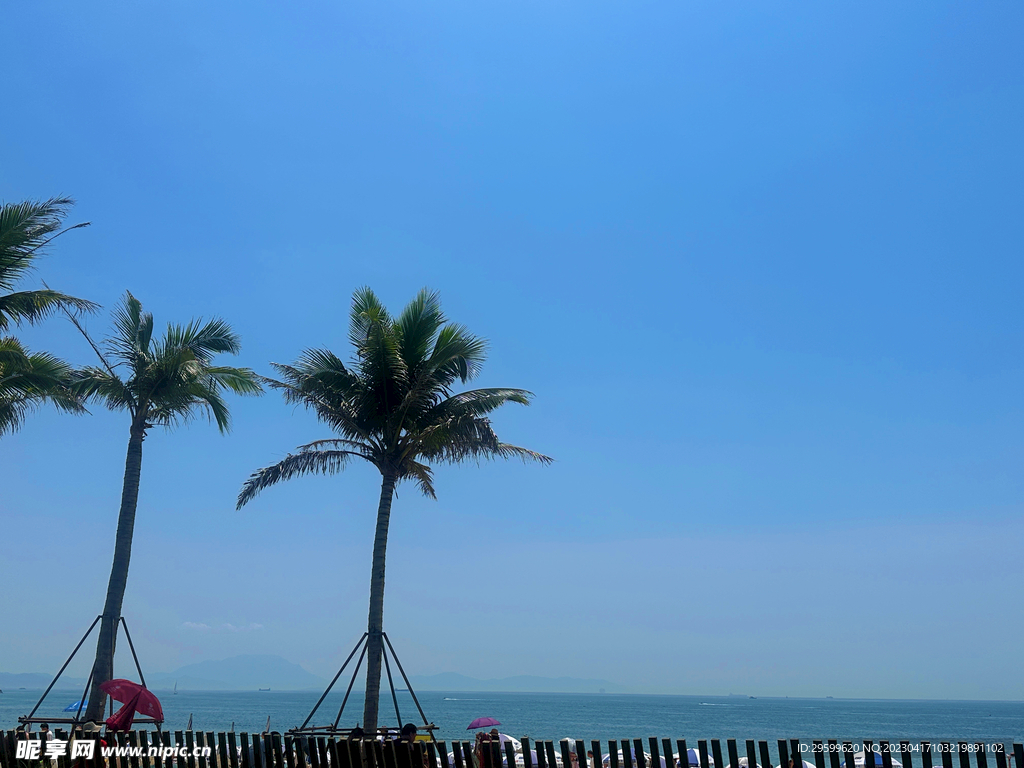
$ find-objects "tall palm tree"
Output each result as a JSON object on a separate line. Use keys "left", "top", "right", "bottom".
{"left": 74, "top": 292, "right": 263, "bottom": 721}
{"left": 0, "top": 337, "right": 84, "bottom": 435}
{"left": 0, "top": 197, "right": 96, "bottom": 433}
{"left": 237, "top": 287, "right": 551, "bottom": 734}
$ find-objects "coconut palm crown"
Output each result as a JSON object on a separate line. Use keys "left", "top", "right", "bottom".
{"left": 75, "top": 291, "right": 263, "bottom": 721}
{"left": 0, "top": 197, "right": 96, "bottom": 434}
{"left": 0, "top": 197, "right": 95, "bottom": 331}
{"left": 237, "top": 287, "right": 552, "bottom": 734}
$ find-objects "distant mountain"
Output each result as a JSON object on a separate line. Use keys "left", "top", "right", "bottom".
{"left": 147, "top": 655, "right": 326, "bottom": 691}
{"left": 0, "top": 672, "right": 87, "bottom": 690}
{"left": 407, "top": 672, "right": 628, "bottom": 693}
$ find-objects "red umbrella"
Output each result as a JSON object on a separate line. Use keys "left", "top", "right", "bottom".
{"left": 105, "top": 690, "right": 141, "bottom": 732}
{"left": 99, "top": 680, "right": 164, "bottom": 722}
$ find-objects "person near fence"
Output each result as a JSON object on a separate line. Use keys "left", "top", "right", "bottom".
{"left": 476, "top": 730, "right": 498, "bottom": 768}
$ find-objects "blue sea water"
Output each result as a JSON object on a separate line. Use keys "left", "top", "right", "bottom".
{"left": 3, "top": 690, "right": 1021, "bottom": 754}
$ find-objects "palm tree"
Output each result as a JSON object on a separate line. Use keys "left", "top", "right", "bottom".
{"left": 237, "top": 287, "right": 551, "bottom": 734}
{"left": 0, "top": 337, "right": 84, "bottom": 435}
{"left": 0, "top": 197, "right": 96, "bottom": 433}
{"left": 74, "top": 292, "right": 263, "bottom": 721}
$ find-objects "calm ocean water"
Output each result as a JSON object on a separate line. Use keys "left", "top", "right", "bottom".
{"left": 3, "top": 690, "right": 1022, "bottom": 755}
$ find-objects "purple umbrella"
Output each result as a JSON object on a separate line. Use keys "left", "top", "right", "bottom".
{"left": 467, "top": 717, "right": 501, "bottom": 730}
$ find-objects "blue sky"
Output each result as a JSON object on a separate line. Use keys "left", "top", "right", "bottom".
{"left": 2, "top": 1, "right": 1022, "bottom": 699}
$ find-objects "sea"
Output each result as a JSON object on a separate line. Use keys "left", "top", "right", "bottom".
{"left": 2, "top": 690, "right": 1022, "bottom": 759}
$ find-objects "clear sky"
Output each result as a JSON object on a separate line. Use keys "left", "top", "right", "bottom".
{"left": 2, "top": 1, "right": 1022, "bottom": 700}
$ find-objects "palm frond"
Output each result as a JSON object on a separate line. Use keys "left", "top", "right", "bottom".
{"left": 237, "top": 447, "right": 367, "bottom": 508}
{"left": 107, "top": 291, "right": 153, "bottom": 366}
{"left": 71, "top": 366, "right": 136, "bottom": 413}
{"left": 395, "top": 288, "right": 445, "bottom": 372}
{"left": 400, "top": 458, "right": 436, "bottom": 499}
{"left": 0, "top": 198, "right": 73, "bottom": 280}
{"left": 163, "top": 317, "right": 241, "bottom": 362}
{"left": 425, "top": 323, "right": 487, "bottom": 385}
{"left": 0, "top": 337, "right": 86, "bottom": 435}
{"left": 0, "top": 290, "right": 99, "bottom": 331}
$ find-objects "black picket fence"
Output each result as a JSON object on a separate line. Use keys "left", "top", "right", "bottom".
{"left": 2, "top": 731, "right": 1022, "bottom": 768}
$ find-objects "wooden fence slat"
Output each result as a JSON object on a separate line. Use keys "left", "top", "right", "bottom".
{"left": 307, "top": 737, "right": 321, "bottom": 768}
{"left": 240, "top": 735, "right": 252, "bottom": 768}
{"left": 697, "top": 742, "right": 709, "bottom": 768}
{"left": 922, "top": 743, "right": 933, "bottom": 768}
{"left": 745, "top": 741, "right": 758, "bottom": 768}
{"left": 901, "top": 743, "right": 913, "bottom": 768}
{"left": 778, "top": 740, "right": 790, "bottom": 768}
{"left": 940, "top": 744, "right": 953, "bottom": 768}
{"left": 432, "top": 742, "right": 447, "bottom": 768}
{"left": 317, "top": 737, "right": 329, "bottom": 768}
{"left": 505, "top": 740, "right": 518, "bottom": 768}
{"left": 975, "top": 744, "right": 987, "bottom": 768}
{"left": 271, "top": 734, "right": 285, "bottom": 768}
{"left": 373, "top": 740, "right": 387, "bottom": 768}
{"left": 520, "top": 739, "right": 532, "bottom": 768}
{"left": 791, "top": 741, "right": 802, "bottom": 768}
{"left": 1012, "top": 745, "right": 1024, "bottom": 768}
{"left": 186, "top": 730, "right": 199, "bottom": 768}
{"left": 453, "top": 741, "right": 466, "bottom": 768}
{"left": 841, "top": 742, "right": 855, "bottom": 768}
{"left": 634, "top": 740, "right": 647, "bottom": 768}
{"left": 827, "top": 742, "right": 840, "bottom": 768}
{"left": 0, "top": 730, "right": 10, "bottom": 768}
{"left": 55, "top": 728, "right": 70, "bottom": 768}
{"left": 621, "top": 740, "right": 633, "bottom": 768}
{"left": 327, "top": 740, "right": 342, "bottom": 768}
{"left": 662, "top": 741, "right": 675, "bottom": 768}
{"left": 879, "top": 741, "right": 892, "bottom": 768}
{"left": 253, "top": 734, "right": 267, "bottom": 768}
{"left": 144, "top": 730, "right": 157, "bottom": 768}
{"left": 198, "top": 732, "right": 211, "bottom": 768}
{"left": 400, "top": 739, "right": 417, "bottom": 768}
{"left": 381, "top": 740, "right": 397, "bottom": 768}
{"left": 726, "top": 740, "right": 738, "bottom": 768}
{"left": 546, "top": 742, "right": 559, "bottom": 768}
{"left": 536, "top": 741, "right": 548, "bottom": 768}
{"left": 488, "top": 739, "right": 502, "bottom": 768}
{"left": 136, "top": 730, "right": 150, "bottom": 768}
{"left": 218, "top": 734, "right": 230, "bottom": 768}
{"left": 709, "top": 742, "right": 723, "bottom": 768}
{"left": 227, "top": 734, "right": 240, "bottom": 768}
{"left": 677, "top": 741, "right": 688, "bottom": 768}
{"left": 958, "top": 744, "right": 970, "bottom": 768}
{"left": 115, "top": 731, "right": 128, "bottom": 768}
{"left": 758, "top": 743, "right": 772, "bottom": 768}
{"left": 650, "top": 738, "right": 663, "bottom": 768}
{"left": 812, "top": 741, "right": 825, "bottom": 768}
{"left": 560, "top": 741, "right": 574, "bottom": 768}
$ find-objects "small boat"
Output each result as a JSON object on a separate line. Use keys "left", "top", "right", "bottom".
{"left": 259, "top": 688, "right": 271, "bottom": 692}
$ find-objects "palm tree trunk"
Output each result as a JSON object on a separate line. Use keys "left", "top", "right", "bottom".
{"left": 84, "top": 422, "right": 145, "bottom": 722}
{"left": 361, "top": 470, "right": 397, "bottom": 736}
